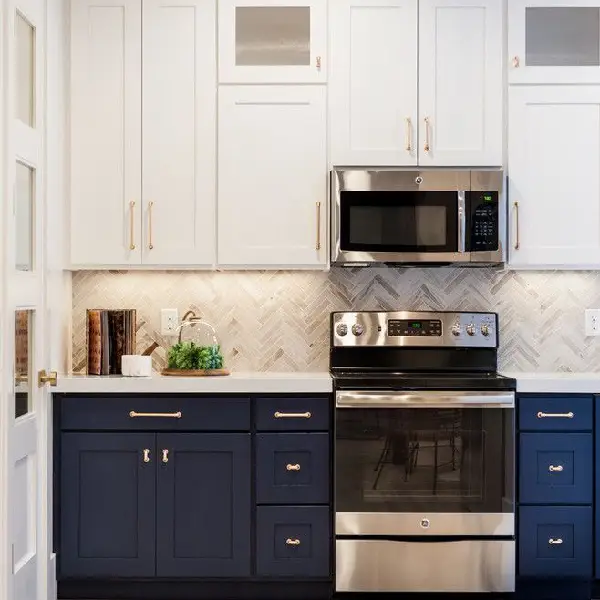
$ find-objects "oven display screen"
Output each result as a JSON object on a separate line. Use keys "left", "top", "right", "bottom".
{"left": 388, "top": 319, "right": 442, "bottom": 337}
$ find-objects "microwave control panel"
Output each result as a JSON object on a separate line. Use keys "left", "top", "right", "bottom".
{"left": 470, "top": 192, "right": 498, "bottom": 252}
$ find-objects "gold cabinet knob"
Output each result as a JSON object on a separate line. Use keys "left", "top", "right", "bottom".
{"left": 286, "top": 463, "right": 301, "bottom": 471}
{"left": 285, "top": 538, "right": 301, "bottom": 546}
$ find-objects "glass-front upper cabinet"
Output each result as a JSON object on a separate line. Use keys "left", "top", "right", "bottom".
{"left": 509, "top": 0, "right": 600, "bottom": 83}
{"left": 218, "top": 0, "right": 327, "bottom": 83}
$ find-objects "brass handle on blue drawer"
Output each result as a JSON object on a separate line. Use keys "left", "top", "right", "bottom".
{"left": 142, "top": 449, "right": 151, "bottom": 463}
{"left": 286, "top": 538, "right": 301, "bottom": 546}
{"left": 548, "top": 464, "right": 563, "bottom": 472}
{"left": 274, "top": 411, "right": 311, "bottom": 419}
{"left": 549, "top": 538, "right": 563, "bottom": 545}
{"left": 286, "top": 463, "right": 301, "bottom": 471}
{"left": 537, "top": 411, "right": 574, "bottom": 419}
{"left": 162, "top": 449, "right": 169, "bottom": 464}
{"left": 129, "top": 411, "right": 182, "bottom": 419}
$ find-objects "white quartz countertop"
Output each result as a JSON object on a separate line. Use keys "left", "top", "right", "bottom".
{"left": 502, "top": 372, "right": 600, "bottom": 394}
{"left": 54, "top": 372, "right": 333, "bottom": 394}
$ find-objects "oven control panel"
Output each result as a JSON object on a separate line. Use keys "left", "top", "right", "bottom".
{"left": 332, "top": 311, "right": 498, "bottom": 348}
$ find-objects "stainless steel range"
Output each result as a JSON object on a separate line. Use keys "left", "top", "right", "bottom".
{"left": 331, "top": 311, "right": 516, "bottom": 594}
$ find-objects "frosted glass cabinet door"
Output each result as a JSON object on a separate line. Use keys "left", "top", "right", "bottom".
{"left": 509, "top": 0, "right": 600, "bottom": 83}
{"left": 218, "top": 0, "right": 327, "bottom": 83}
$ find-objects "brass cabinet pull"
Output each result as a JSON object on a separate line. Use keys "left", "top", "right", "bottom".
{"left": 316, "top": 56, "right": 321, "bottom": 70}
{"left": 548, "top": 538, "right": 563, "bottom": 545}
{"left": 405, "top": 117, "right": 412, "bottom": 152}
{"left": 148, "top": 201, "right": 154, "bottom": 250}
{"left": 286, "top": 538, "right": 301, "bottom": 546}
{"left": 513, "top": 56, "right": 520, "bottom": 68}
{"left": 514, "top": 202, "right": 520, "bottom": 250}
{"left": 129, "top": 411, "right": 182, "bottom": 419}
{"left": 162, "top": 449, "right": 169, "bottom": 463}
{"left": 537, "top": 411, "right": 574, "bottom": 419}
{"left": 424, "top": 117, "right": 431, "bottom": 153}
{"left": 316, "top": 202, "right": 321, "bottom": 251}
{"left": 286, "top": 463, "right": 301, "bottom": 471}
{"left": 274, "top": 411, "right": 312, "bottom": 419}
{"left": 129, "top": 201, "right": 136, "bottom": 250}
{"left": 38, "top": 370, "right": 57, "bottom": 387}
{"left": 548, "top": 464, "right": 564, "bottom": 473}
{"left": 143, "top": 449, "right": 151, "bottom": 463}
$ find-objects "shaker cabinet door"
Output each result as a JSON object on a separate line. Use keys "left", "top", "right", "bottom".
{"left": 329, "top": 0, "right": 418, "bottom": 166}
{"left": 218, "top": 86, "right": 327, "bottom": 267}
{"left": 142, "top": 0, "right": 216, "bottom": 266}
{"left": 156, "top": 433, "right": 252, "bottom": 577}
{"left": 70, "top": 0, "right": 142, "bottom": 266}
{"left": 418, "top": 0, "right": 502, "bottom": 166}
{"left": 508, "top": 86, "right": 600, "bottom": 268}
{"left": 60, "top": 433, "right": 156, "bottom": 577}
{"left": 218, "top": 0, "right": 327, "bottom": 83}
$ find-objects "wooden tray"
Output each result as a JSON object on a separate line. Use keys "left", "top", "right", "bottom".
{"left": 162, "top": 368, "right": 230, "bottom": 377}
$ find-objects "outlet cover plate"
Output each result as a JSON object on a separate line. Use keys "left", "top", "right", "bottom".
{"left": 585, "top": 309, "right": 600, "bottom": 336}
{"left": 161, "top": 308, "right": 179, "bottom": 336}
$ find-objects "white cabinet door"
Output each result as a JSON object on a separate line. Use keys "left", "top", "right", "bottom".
{"left": 509, "top": 0, "right": 600, "bottom": 84}
{"left": 329, "top": 0, "right": 417, "bottom": 166}
{"left": 71, "top": 0, "right": 142, "bottom": 266}
{"left": 218, "top": 86, "right": 327, "bottom": 267}
{"left": 218, "top": 0, "right": 327, "bottom": 83}
{"left": 508, "top": 86, "right": 600, "bottom": 268}
{"left": 418, "top": 0, "right": 502, "bottom": 166}
{"left": 142, "top": 0, "right": 216, "bottom": 266}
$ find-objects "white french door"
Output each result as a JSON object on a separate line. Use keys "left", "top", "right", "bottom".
{"left": 2, "top": 0, "right": 57, "bottom": 597}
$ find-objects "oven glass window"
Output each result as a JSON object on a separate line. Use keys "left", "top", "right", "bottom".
{"left": 340, "top": 191, "right": 458, "bottom": 253}
{"left": 336, "top": 407, "right": 511, "bottom": 514}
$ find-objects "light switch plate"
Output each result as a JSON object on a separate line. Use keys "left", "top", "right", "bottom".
{"left": 161, "top": 308, "right": 179, "bottom": 336}
{"left": 585, "top": 309, "right": 600, "bottom": 336}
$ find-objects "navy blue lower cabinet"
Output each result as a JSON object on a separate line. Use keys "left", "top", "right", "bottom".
{"left": 60, "top": 432, "right": 157, "bottom": 577}
{"left": 519, "top": 433, "right": 593, "bottom": 505}
{"left": 256, "top": 433, "right": 329, "bottom": 504}
{"left": 256, "top": 506, "right": 330, "bottom": 577}
{"left": 519, "top": 506, "right": 592, "bottom": 578}
{"left": 156, "top": 432, "right": 251, "bottom": 577}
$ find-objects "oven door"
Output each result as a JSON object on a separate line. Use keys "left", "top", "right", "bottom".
{"left": 331, "top": 169, "right": 469, "bottom": 264}
{"left": 335, "top": 390, "right": 514, "bottom": 536}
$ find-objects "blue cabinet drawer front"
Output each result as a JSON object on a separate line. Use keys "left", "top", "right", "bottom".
{"left": 256, "top": 506, "right": 330, "bottom": 577}
{"left": 519, "top": 433, "right": 592, "bottom": 504}
{"left": 255, "top": 397, "right": 329, "bottom": 431}
{"left": 256, "top": 433, "right": 329, "bottom": 504}
{"left": 519, "top": 506, "right": 592, "bottom": 578}
{"left": 519, "top": 396, "right": 593, "bottom": 431}
{"left": 59, "top": 395, "right": 251, "bottom": 431}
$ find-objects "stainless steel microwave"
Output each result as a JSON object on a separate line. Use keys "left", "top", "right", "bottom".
{"left": 331, "top": 169, "right": 504, "bottom": 267}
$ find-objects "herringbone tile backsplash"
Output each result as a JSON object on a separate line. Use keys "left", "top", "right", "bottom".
{"left": 72, "top": 269, "right": 600, "bottom": 373}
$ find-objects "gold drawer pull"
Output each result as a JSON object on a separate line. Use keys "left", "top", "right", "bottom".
{"left": 286, "top": 463, "right": 301, "bottom": 471}
{"left": 537, "top": 411, "right": 574, "bottom": 419}
{"left": 129, "top": 411, "right": 182, "bottom": 419}
{"left": 162, "top": 449, "right": 169, "bottom": 463}
{"left": 315, "top": 201, "right": 322, "bottom": 251}
{"left": 286, "top": 538, "right": 301, "bottom": 546}
{"left": 548, "top": 464, "right": 564, "bottom": 473}
{"left": 129, "top": 200, "right": 136, "bottom": 250}
{"left": 142, "top": 449, "right": 151, "bottom": 463}
{"left": 548, "top": 538, "right": 563, "bottom": 545}
{"left": 274, "top": 411, "right": 311, "bottom": 419}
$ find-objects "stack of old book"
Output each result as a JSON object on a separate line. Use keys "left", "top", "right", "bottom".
{"left": 86, "top": 309, "right": 136, "bottom": 375}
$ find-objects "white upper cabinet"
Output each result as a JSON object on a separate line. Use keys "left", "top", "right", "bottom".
{"left": 71, "top": 0, "right": 142, "bottom": 266}
{"left": 218, "top": 86, "right": 327, "bottom": 267}
{"left": 418, "top": 0, "right": 503, "bottom": 166}
{"left": 509, "top": 0, "right": 600, "bottom": 84}
{"left": 329, "top": 0, "right": 418, "bottom": 167}
{"left": 218, "top": 0, "right": 327, "bottom": 83}
{"left": 142, "top": 0, "right": 216, "bottom": 266}
{"left": 328, "top": 0, "right": 502, "bottom": 167}
{"left": 508, "top": 86, "right": 600, "bottom": 268}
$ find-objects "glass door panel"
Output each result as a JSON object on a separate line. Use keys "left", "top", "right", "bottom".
{"left": 14, "top": 310, "right": 33, "bottom": 418}
{"left": 15, "top": 11, "right": 35, "bottom": 126}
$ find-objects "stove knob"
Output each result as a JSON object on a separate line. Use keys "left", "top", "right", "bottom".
{"left": 480, "top": 324, "right": 490, "bottom": 337}
{"left": 336, "top": 323, "right": 348, "bottom": 337}
{"left": 351, "top": 323, "right": 364, "bottom": 337}
{"left": 466, "top": 323, "right": 476, "bottom": 336}
{"left": 451, "top": 324, "right": 461, "bottom": 337}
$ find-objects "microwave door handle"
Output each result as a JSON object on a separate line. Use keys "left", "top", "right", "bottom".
{"left": 457, "top": 191, "right": 466, "bottom": 253}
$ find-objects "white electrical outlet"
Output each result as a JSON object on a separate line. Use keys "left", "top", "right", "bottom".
{"left": 161, "top": 308, "right": 179, "bottom": 336}
{"left": 585, "top": 309, "right": 600, "bottom": 336}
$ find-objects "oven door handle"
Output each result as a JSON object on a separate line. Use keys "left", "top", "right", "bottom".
{"left": 336, "top": 390, "right": 514, "bottom": 408}
{"left": 457, "top": 191, "right": 466, "bottom": 253}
